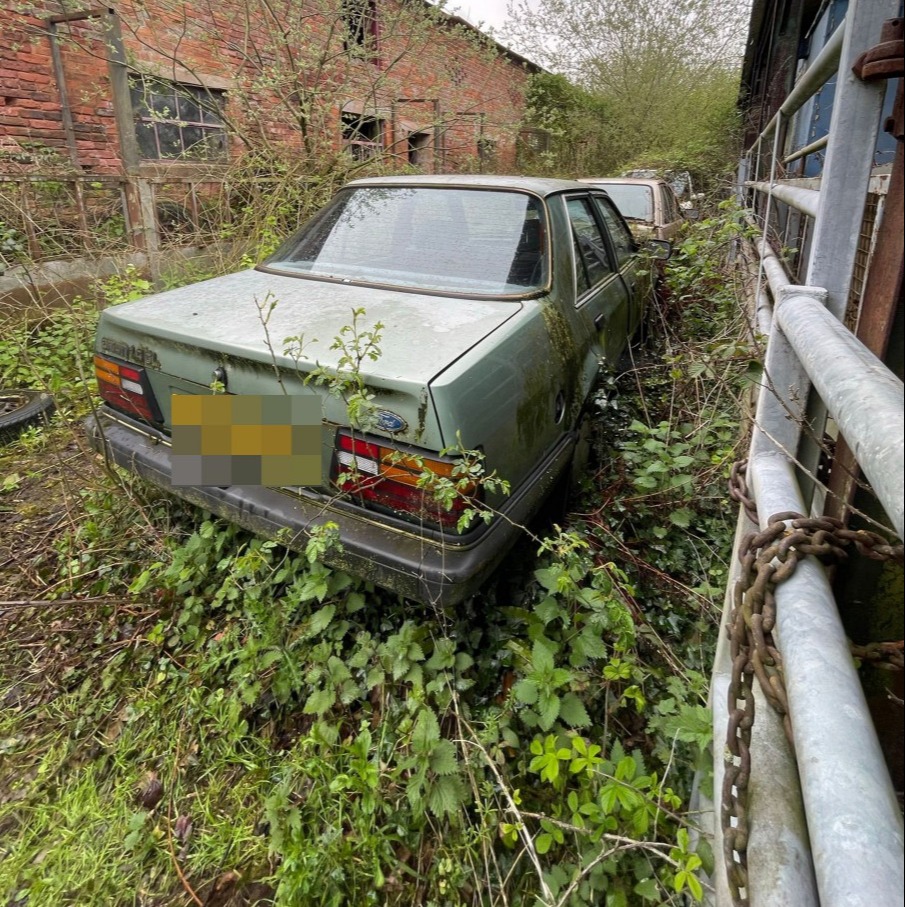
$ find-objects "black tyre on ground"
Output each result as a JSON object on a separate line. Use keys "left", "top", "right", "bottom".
{"left": 0, "top": 389, "right": 55, "bottom": 444}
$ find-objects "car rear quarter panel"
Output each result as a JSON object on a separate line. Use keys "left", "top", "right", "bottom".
{"left": 429, "top": 197, "right": 600, "bottom": 500}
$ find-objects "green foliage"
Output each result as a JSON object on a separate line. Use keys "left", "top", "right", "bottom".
{"left": 0, "top": 294, "right": 98, "bottom": 413}
{"left": 95, "top": 264, "right": 152, "bottom": 305}
{"left": 509, "top": 0, "right": 747, "bottom": 181}
{"left": 419, "top": 435, "right": 512, "bottom": 532}
{"left": 1, "top": 487, "right": 716, "bottom": 904}
{"left": 302, "top": 306, "right": 385, "bottom": 432}
{"left": 620, "top": 420, "right": 699, "bottom": 495}
{"left": 522, "top": 72, "right": 613, "bottom": 175}
{"left": 0, "top": 267, "right": 151, "bottom": 417}
{"left": 665, "top": 201, "right": 758, "bottom": 312}
{"left": 0, "top": 204, "right": 756, "bottom": 906}
{"left": 0, "top": 218, "right": 25, "bottom": 270}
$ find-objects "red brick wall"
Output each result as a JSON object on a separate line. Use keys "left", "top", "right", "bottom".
{"left": 0, "top": 1, "right": 535, "bottom": 175}
{"left": 1, "top": 11, "right": 66, "bottom": 167}
{"left": 1, "top": 10, "right": 125, "bottom": 172}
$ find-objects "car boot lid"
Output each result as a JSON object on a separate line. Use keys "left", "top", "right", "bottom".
{"left": 99, "top": 269, "right": 522, "bottom": 385}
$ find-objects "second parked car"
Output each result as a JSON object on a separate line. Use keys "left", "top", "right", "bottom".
{"left": 579, "top": 177, "right": 689, "bottom": 243}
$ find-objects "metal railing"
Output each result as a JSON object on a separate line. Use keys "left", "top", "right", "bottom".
{"left": 708, "top": 1, "right": 904, "bottom": 904}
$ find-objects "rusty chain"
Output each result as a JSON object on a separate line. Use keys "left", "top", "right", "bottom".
{"left": 850, "top": 640, "right": 905, "bottom": 670}
{"left": 722, "top": 464, "right": 904, "bottom": 905}
{"left": 729, "top": 460, "right": 759, "bottom": 526}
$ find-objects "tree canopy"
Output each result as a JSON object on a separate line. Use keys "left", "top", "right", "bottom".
{"left": 505, "top": 0, "right": 751, "bottom": 179}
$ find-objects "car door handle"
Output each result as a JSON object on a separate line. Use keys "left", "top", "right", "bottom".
{"left": 594, "top": 313, "right": 605, "bottom": 330}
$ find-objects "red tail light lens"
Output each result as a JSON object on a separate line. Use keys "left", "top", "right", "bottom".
{"left": 94, "top": 355, "right": 161, "bottom": 424}
{"left": 333, "top": 430, "right": 478, "bottom": 531}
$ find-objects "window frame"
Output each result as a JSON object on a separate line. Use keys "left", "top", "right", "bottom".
{"left": 565, "top": 193, "right": 619, "bottom": 302}
{"left": 260, "top": 185, "right": 551, "bottom": 299}
{"left": 341, "top": 112, "right": 385, "bottom": 161}
{"left": 591, "top": 193, "right": 636, "bottom": 267}
{"left": 130, "top": 76, "right": 227, "bottom": 162}
{"left": 342, "top": 0, "right": 379, "bottom": 60}
{"left": 407, "top": 131, "right": 432, "bottom": 167}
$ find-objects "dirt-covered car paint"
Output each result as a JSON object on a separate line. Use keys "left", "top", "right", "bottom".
{"left": 86, "top": 175, "right": 652, "bottom": 605}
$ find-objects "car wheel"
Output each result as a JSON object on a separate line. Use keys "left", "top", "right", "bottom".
{"left": 0, "top": 389, "right": 56, "bottom": 444}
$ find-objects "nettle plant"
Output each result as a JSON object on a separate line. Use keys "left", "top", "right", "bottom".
{"left": 238, "top": 304, "right": 714, "bottom": 901}
{"left": 115, "top": 307, "right": 716, "bottom": 903}
{"left": 5, "top": 234, "right": 744, "bottom": 903}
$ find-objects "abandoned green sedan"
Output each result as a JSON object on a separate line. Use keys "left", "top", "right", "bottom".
{"left": 86, "top": 175, "right": 663, "bottom": 605}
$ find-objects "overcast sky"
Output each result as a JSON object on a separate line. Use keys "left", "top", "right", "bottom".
{"left": 446, "top": 1, "right": 515, "bottom": 32}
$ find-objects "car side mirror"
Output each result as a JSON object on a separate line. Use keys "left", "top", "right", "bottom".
{"left": 646, "top": 239, "right": 672, "bottom": 260}
{"left": 684, "top": 208, "right": 700, "bottom": 221}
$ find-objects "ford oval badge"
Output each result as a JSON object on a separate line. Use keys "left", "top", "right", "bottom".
{"left": 376, "top": 410, "right": 407, "bottom": 433}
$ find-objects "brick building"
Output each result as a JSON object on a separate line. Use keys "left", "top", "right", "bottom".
{"left": 0, "top": 0, "right": 542, "bottom": 266}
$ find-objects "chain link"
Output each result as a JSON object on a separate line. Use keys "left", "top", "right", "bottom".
{"left": 850, "top": 640, "right": 904, "bottom": 670}
{"left": 729, "top": 460, "right": 759, "bottom": 525}
{"left": 721, "top": 466, "right": 904, "bottom": 905}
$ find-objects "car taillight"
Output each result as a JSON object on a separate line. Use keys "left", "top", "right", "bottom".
{"left": 333, "top": 430, "right": 478, "bottom": 531}
{"left": 94, "top": 354, "right": 161, "bottom": 424}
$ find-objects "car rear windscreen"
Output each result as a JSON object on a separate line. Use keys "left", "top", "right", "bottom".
{"left": 264, "top": 187, "right": 548, "bottom": 295}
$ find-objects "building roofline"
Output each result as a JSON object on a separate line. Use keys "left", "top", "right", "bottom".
{"left": 428, "top": 3, "right": 546, "bottom": 74}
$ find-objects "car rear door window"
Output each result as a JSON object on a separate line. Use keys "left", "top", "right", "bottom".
{"left": 567, "top": 197, "right": 614, "bottom": 294}
{"left": 661, "top": 186, "right": 679, "bottom": 224}
{"left": 593, "top": 196, "right": 635, "bottom": 266}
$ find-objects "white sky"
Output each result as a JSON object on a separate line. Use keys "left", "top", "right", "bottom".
{"left": 446, "top": 1, "right": 515, "bottom": 33}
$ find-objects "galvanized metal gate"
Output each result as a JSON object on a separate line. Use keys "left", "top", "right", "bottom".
{"left": 705, "top": 1, "right": 904, "bottom": 904}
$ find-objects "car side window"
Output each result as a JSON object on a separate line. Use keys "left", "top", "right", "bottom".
{"left": 662, "top": 187, "right": 678, "bottom": 222}
{"left": 567, "top": 197, "right": 614, "bottom": 294}
{"left": 593, "top": 196, "right": 635, "bottom": 266}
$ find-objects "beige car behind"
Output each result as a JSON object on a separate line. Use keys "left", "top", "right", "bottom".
{"left": 579, "top": 177, "right": 687, "bottom": 242}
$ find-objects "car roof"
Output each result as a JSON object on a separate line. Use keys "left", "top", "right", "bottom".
{"left": 578, "top": 177, "right": 667, "bottom": 189}
{"left": 346, "top": 173, "right": 596, "bottom": 198}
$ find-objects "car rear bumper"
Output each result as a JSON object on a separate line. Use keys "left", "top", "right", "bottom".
{"left": 85, "top": 408, "right": 575, "bottom": 607}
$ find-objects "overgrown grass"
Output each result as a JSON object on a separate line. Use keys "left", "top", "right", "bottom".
{"left": 0, "top": 206, "right": 754, "bottom": 906}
